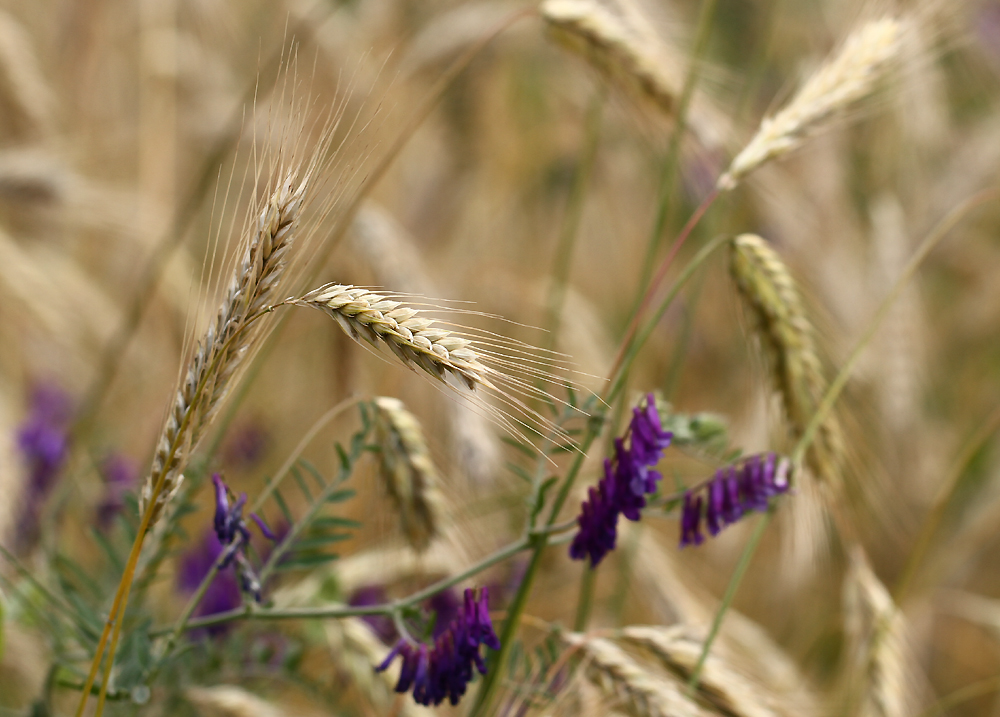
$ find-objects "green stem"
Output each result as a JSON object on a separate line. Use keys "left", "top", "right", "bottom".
{"left": 687, "top": 512, "right": 771, "bottom": 692}
{"left": 150, "top": 531, "right": 562, "bottom": 637}
{"left": 634, "top": 0, "right": 721, "bottom": 297}
{"left": 573, "top": 564, "right": 597, "bottom": 632}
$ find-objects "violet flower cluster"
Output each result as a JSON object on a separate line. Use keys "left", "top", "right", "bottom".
{"left": 680, "top": 452, "right": 791, "bottom": 547}
{"left": 376, "top": 587, "right": 500, "bottom": 707}
{"left": 14, "top": 384, "right": 72, "bottom": 552}
{"left": 570, "top": 394, "right": 673, "bottom": 567}
{"left": 210, "top": 473, "right": 278, "bottom": 602}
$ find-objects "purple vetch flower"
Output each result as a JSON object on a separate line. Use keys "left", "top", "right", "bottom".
{"left": 14, "top": 383, "right": 73, "bottom": 552}
{"left": 96, "top": 453, "right": 137, "bottom": 529}
{"left": 376, "top": 587, "right": 500, "bottom": 707}
{"left": 208, "top": 473, "right": 279, "bottom": 602}
{"left": 570, "top": 394, "right": 673, "bottom": 567}
{"left": 679, "top": 453, "right": 791, "bottom": 547}
{"left": 178, "top": 530, "right": 243, "bottom": 638}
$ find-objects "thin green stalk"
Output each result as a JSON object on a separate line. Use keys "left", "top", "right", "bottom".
{"left": 686, "top": 189, "right": 996, "bottom": 692}
{"left": 893, "top": 401, "right": 1000, "bottom": 603}
{"left": 150, "top": 529, "right": 574, "bottom": 637}
{"left": 573, "top": 563, "right": 598, "bottom": 631}
{"left": 687, "top": 511, "right": 771, "bottom": 692}
{"left": 634, "top": 0, "right": 721, "bottom": 296}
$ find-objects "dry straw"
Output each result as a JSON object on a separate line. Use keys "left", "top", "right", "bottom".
{"left": 139, "top": 171, "right": 306, "bottom": 524}
{"left": 729, "top": 233, "right": 843, "bottom": 487}
{"left": 541, "top": 0, "right": 727, "bottom": 149}
{"left": 561, "top": 632, "right": 708, "bottom": 717}
{"left": 371, "top": 397, "right": 445, "bottom": 552}
{"left": 718, "top": 17, "right": 904, "bottom": 190}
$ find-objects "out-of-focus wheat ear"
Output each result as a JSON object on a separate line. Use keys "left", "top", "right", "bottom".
{"left": 540, "top": 0, "right": 728, "bottom": 150}
{"left": 184, "top": 685, "right": 288, "bottom": 717}
{"left": 718, "top": 17, "right": 905, "bottom": 190}
{"left": 620, "top": 625, "right": 793, "bottom": 717}
{"left": 0, "top": 11, "right": 55, "bottom": 140}
{"left": 138, "top": 171, "right": 307, "bottom": 526}
{"left": 352, "top": 203, "right": 503, "bottom": 487}
{"left": 371, "top": 397, "right": 444, "bottom": 552}
{"left": 324, "top": 618, "right": 436, "bottom": 717}
{"left": 560, "top": 632, "right": 709, "bottom": 717}
{"left": 843, "top": 547, "right": 921, "bottom": 717}
{"left": 729, "top": 233, "right": 844, "bottom": 488}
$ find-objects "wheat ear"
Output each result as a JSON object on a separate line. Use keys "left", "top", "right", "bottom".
{"left": 718, "top": 17, "right": 903, "bottom": 190}
{"left": 76, "top": 171, "right": 307, "bottom": 717}
{"left": 138, "top": 172, "right": 305, "bottom": 524}
{"left": 541, "top": 0, "right": 726, "bottom": 149}
{"left": 620, "top": 625, "right": 788, "bottom": 717}
{"left": 561, "top": 632, "right": 708, "bottom": 717}
{"left": 352, "top": 203, "right": 502, "bottom": 486}
{"left": 372, "top": 397, "right": 444, "bottom": 552}
{"left": 730, "top": 234, "right": 843, "bottom": 487}
{"left": 843, "top": 547, "right": 916, "bottom": 717}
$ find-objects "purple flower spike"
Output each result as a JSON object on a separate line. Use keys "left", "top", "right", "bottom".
{"left": 570, "top": 394, "right": 672, "bottom": 567}
{"left": 679, "top": 453, "right": 792, "bottom": 548}
{"left": 375, "top": 587, "right": 499, "bottom": 707}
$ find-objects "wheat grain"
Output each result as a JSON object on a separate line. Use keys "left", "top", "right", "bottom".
{"left": 371, "top": 397, "right": 444, "bottom": 552}
{"left": 729, "top": 233, "right": 843, "bottom": 487}
{"left": 541, "top": 0, "right": 727, "bottom": 149}
{"left": 561, "top": 632, "right": 708, "bottom": 717}
{"left": 718, "top": 18, "right": 903, "bottom": 190}
{"left": 138, "top": 171, "right": 306, "bottom": 525}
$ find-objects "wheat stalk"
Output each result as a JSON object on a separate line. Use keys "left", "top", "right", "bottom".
{"left": 561, "top": 632, "right": 708, "bottom": 717}
{"left": 372, "top": 397, "right": 444, "bottom": 552}
{"left": 541, "top": 0, "right": 727, "bottom": 149}
{"left": 729, "top": 233, "right": 843, "bottom": 487}
{"left": 718, "top": 17, "right": 903, "bottom": 190}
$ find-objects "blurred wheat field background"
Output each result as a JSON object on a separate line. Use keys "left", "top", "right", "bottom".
{"left": 1, "top": 0, "right": 999, "bottom": 715}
